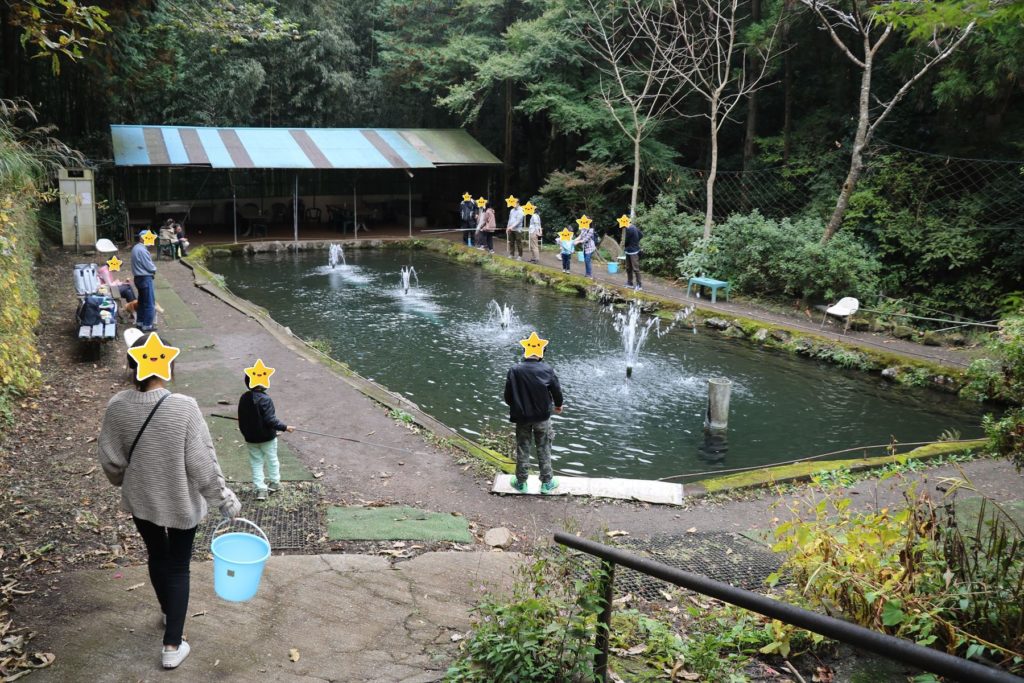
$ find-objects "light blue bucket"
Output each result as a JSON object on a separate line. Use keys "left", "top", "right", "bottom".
{"left": 211, "top": 518, "right": 271, "bottom": 602}
{"left": 607, "top": 262, "right": 619, "bottom": 274}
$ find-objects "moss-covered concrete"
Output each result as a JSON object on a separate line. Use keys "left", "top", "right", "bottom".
{"left": 688, "top": 440, "right": 985, "bottom": 495}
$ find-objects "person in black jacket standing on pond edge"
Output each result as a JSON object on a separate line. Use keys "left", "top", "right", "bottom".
{"left": 504, "top": 331, "right": 564, "bottom": 494}
{"left": 237, "top": 359, "right": 294, "bottom": 501}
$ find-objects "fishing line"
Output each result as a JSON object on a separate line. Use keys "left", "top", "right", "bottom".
{"left": 211, "top": 413, "right": 433, "bottom": 457}
{"left": 657, "top": 438, "right": 982, "bottom": 482}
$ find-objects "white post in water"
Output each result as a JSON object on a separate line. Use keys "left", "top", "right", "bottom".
{"left": 705, "top": 378, "right": 732, "bottom": 431}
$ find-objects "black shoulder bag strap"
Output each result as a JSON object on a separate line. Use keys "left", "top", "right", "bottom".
{"left": 127, "top": 392, "right": 170, "bottom": 465}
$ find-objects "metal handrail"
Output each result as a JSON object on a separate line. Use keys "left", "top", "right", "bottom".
{"left": 553, "top": 532, "right": 1023, "bottom": 683}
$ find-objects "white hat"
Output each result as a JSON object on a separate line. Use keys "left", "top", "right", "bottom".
{"left": 123, "top": 328, "right": 144, "bottom": 348}
{"left": 95, "top": 238, "right": 118, "bottom": 254}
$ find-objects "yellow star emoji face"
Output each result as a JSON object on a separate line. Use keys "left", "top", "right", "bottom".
{"left": 522, "top": 202, "right": 536, "bottom": 216}
{"left": 519, "top": 331, "right": 549, "bottom": 359}
{"left": 576, "top": 215, "right": 592, "bottom": 230}
{"left": 558, "top": 228, "right": 574, "bottom": 243}
{"left": 617, "top": 214, "right": 631, "bottom": 228}
{"left": 107, "top": 255, "right": 123, "bottom": 272}
{"left": 244, "top": 358, "right": 276, "bottom": 389}
{"left": 462, "top": 192, "right": 473, "bottom": 202}
{"left": 505, "top": 195, "right": 518, "bottom": 208}
{"left": 476, "top": 197, "right": 488, "bottom": 209}
{"left": 141, "top": 230, "right": 156, "bottom": 246}
{"left": 127, "top": 333, "right": 180, "bottom": 382}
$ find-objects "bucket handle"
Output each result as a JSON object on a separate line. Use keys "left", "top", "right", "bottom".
{"left": 212, "top": 517, "right": 269, "bottom": 546}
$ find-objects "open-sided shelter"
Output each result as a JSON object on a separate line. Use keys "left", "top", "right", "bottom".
{"left": 110, "top": 125, "right": 502, "bottom": 242}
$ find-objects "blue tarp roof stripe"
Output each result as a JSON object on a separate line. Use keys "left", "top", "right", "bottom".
{"left": 110, "top": 125, "right": 501, "bottom": 169}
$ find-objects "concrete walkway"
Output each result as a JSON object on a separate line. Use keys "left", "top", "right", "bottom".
{"left": 27, "top": 552, "right": 519, "bottom": 682}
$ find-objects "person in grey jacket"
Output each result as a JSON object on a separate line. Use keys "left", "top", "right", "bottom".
{"left": 131, "top": 230, "right": 158, "bottom": 331}
{"left": 98, "top": 332, "right": 240, "bottom": 670}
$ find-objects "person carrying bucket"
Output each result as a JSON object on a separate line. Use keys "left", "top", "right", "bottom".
{"left": 237, "top": 359, "right": 295, "bottom": 501}
{"left": 98, "top": 332, "right": 241, "bottom": 670}
{"left": 503, "top": 331, "right": 564, "bottom": 494}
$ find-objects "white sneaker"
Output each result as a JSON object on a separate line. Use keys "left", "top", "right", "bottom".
{"left": 162, "top": 640, "right": 190, "bottom": 669}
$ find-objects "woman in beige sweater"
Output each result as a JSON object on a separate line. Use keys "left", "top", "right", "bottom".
{"left": 99, "top": 332, "right": 240, "bottom": 670}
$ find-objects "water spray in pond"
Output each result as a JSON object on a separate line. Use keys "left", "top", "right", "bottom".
{"left": 488, "top": 300, "right": 517, "bottom": 330}
{"left": 612, "top": 301, "right": 695, "bottom": 378}
{"left": 328, "top": 244, "right": 345, "bottom": 269}
{"left": 400, "top": 266, "right": 419, "bottom": 294}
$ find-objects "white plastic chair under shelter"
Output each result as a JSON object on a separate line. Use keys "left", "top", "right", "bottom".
{"left": 821, "top": 297, "right": 859, "bottom": 333}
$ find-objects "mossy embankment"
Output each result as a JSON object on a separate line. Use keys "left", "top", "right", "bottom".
{"left": 686, "top": 439, "right": 985, "bottom": 494}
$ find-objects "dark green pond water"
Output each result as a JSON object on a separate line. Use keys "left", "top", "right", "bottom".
{"left": 208, "top": 249, "right": 984, "bottom": 480}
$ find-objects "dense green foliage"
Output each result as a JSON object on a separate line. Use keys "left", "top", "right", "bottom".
{"left": 0, "top": 100, "right": 71, "bottom": 421}
{"left": 966, "top": 314, "right": 1024, "bottom": 467}
{"left": 773, "top": 481, "right": 1024, "bottom": 673}
{"left": 0, "top": 0, "right": 1022, "bottom": 315}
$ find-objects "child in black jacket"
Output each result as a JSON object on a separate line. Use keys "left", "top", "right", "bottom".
{"left": 238, "top": 372, "right": 294, "bottom": 500}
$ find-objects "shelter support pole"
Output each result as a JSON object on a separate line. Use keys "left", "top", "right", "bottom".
{"left": 408, "top": 175, "right": 413, "bottom": 239}
{"left": 353, "top": 185, "right": 358, "bottom": 239}
{"left": 293, "top": 174, "right": 299, "bottom": 242}
{"left": 231, "top": 172, "right": 237, "bottom": 244}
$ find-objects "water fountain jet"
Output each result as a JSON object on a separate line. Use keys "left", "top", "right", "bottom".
{"left": 328, "top": 244, "right": 345, "bottom": 269}
{"left": 488, "top": 300, "right": 517, "bottom": 330}
{"left": 400, "top": 266, "right": 419, "bottom": 295}
{"left": 612, "top": 301, "right": 695, "bottom": 378}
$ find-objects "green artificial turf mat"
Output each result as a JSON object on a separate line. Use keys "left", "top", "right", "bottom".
{"left": 154, "top": 275, "right": 201, "bottom": 329}
{"left": 171, "top": 365, "right": 240, "bottom": 407}
{"left": 326, "top": 505, "right": 473, "bottom": 542}
{"left": 205, "top": 415, "right": 313, "bottom": 483}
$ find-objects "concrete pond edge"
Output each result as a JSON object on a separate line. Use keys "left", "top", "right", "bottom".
{"left": 182, "top": 240, "right": 988, "bottom": 498}
{"left": 686, "top": 439, "right": 987, "bottom": 496}
{"left": 179, "top": 250, "right": 517, "bottom": 476}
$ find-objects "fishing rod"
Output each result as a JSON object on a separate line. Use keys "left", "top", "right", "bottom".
{"left": 211, "top": 413, "right": 432, "bottom": 457}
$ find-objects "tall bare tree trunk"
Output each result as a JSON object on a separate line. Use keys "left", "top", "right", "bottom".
{"left": 742, "top": 0, "right": 762, "bottom": 175}
{"left": 822, "top": 45, "right": 873, "bottom": 244}
{"left": 630, "top": 137, "right": 641, "bottom": 218}
{"left": 503, "top": 79, "right": 513, "bottom": 199}
{"left": 704, "top": 107, "right": 719, "bottom": 239}
{"left": 782, "top": 11, "right": 793, "bottom": 163}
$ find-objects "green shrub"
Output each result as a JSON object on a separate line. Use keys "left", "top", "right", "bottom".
{"left": 973, "top": 314, "right": 1024, "bottom": 467}
{"left": 632, "top": 194, "right": 703, "bottom": 276}
{"left": 690, "top": 211, "right": 881, "bottom": 302}
{"left": 772, "top": 482, "right": 1024, "bottom": 672}
{"left": 444, "top": 547, "right": 604, "bottom": 682}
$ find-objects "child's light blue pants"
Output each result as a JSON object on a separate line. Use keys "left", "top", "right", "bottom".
{"left": 247, "top": 438, "right": 280, "bottom": 491}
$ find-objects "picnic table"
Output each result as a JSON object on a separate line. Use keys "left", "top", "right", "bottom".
{"left": 686, "top": 276, "right": 730, "bottom": 303}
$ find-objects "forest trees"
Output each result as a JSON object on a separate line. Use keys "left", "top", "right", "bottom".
{"left": 799, "top": 0, "right": 975, "bottom": 244}
{"left": 640, "top": 0, "right": 780, "bottom": 239}
{"left": 570, "top": 0, "right": 681, "bottom": 219}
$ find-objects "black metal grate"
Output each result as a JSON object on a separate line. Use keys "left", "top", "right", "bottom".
{"left": 575, "top": 532, "right": 782, "bottom": 601}
{"left": 193, "top": 487, "right": 324, "bottom": 557}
